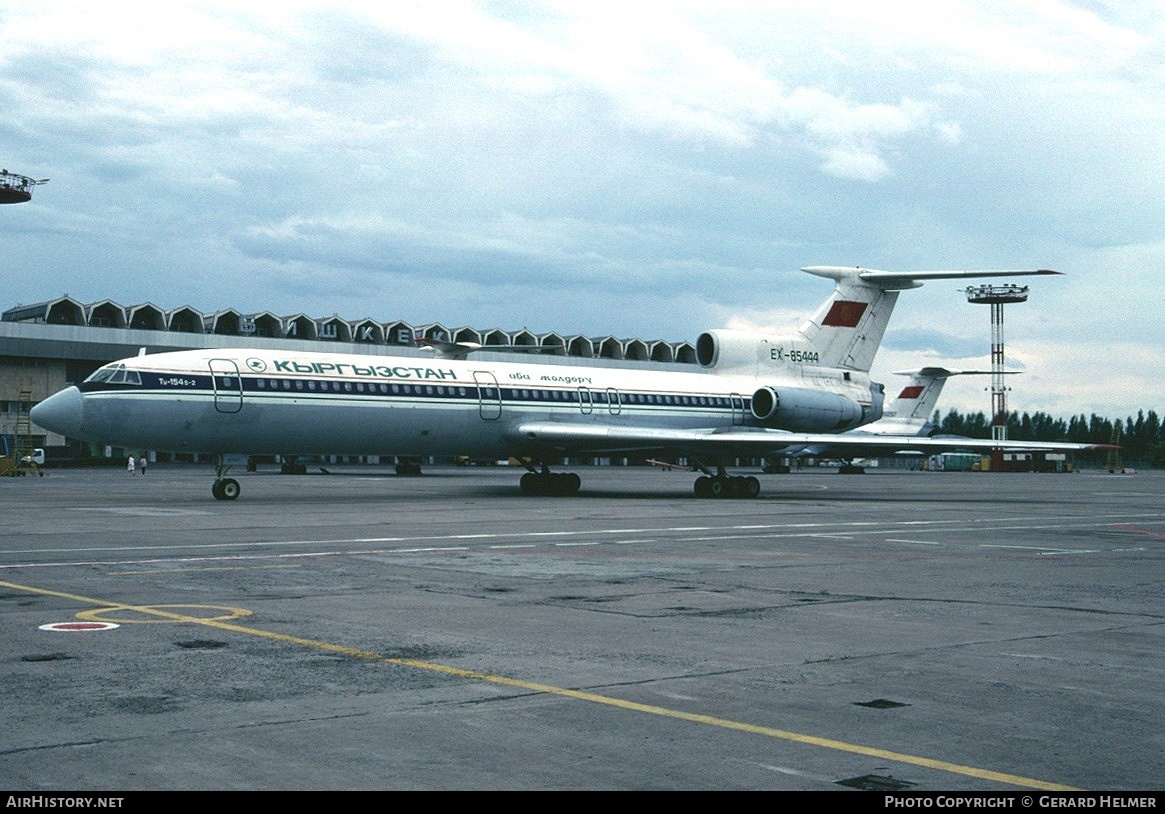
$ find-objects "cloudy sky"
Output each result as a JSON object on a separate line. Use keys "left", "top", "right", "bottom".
{"left": 2, "top": 1, "right": 1162, "bottom": 421}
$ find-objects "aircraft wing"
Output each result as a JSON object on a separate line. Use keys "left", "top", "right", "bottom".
{"left": 505, "top": 421, "right": 1112, "bottom": 458}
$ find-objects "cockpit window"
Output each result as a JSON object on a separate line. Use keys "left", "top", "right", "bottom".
{"left": 83, "top": 364, "right": 142, "bottom": 386}
{"left": 85, "top": 365, "right": 117, "bottom": 383}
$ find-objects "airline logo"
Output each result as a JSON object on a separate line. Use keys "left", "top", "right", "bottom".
{"left": 271, "top": 359, "right": 457, "bottom": 380}
{"left": 822, "top": 300, "right": 868, "bottom": 328}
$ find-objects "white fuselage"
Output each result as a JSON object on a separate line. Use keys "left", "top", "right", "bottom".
{"left": 36, "top": 346, "right": 875, "bottom": 458}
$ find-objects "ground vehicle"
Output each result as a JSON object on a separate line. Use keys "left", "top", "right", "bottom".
{"left": 1, "top": 448, "right": 44, "bottom": 476}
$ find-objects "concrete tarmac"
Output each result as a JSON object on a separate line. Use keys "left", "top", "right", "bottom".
{"left": 1, "top": 462, "right": 1162, "bottom": 792}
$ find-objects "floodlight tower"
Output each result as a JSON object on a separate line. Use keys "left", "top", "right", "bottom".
{"left": 965, "top": 283, "right": 1029, "bottom": 442}
{"left": 0, "top": 169, "right": 49, "bottom": 204}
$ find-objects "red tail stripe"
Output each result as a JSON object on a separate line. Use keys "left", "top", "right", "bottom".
{"left": 822, "top": 300, "right": 868, "bottom": 327}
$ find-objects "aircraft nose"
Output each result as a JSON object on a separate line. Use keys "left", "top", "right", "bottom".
{"left": 30, "top": 386, "right": 84, "bottom": 438}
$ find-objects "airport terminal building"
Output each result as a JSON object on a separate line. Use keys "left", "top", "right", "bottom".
{"left": 1, "top": 295, "right": 696, "bottom": 463}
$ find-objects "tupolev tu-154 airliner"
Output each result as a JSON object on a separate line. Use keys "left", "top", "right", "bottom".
{"left": 30, "top": 266, "right": 1110, "bottom": 500}
{"left": 777, "top": 365, "right": 1010, "bottom": 467}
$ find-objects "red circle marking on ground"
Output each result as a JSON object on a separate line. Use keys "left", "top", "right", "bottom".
{"left": 39, "top": 622, "right": 120, "bottom": 631}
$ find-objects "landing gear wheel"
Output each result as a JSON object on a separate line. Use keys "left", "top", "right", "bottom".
{"left": 212, "top": 478, "right": 241, "bottom": 501}
{"left": 564, "top": 472, "right": 581, "bottom": 495}
{"left": 694, "top": 475, "right": 760, "bottom": 499}
{"left": 520, "top": 471, "right": 581, "bottom": 496}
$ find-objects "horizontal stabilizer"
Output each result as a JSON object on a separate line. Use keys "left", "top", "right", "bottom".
{"left": 802, "top": 266, "right": 1060, "bottom": 291}
{"left": 890, "top": 367, "right": 1018, "bottom": 379}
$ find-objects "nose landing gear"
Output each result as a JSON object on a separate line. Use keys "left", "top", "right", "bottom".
{"left": 211, "top": 455, "right": 245, "bottom": 500}
{"left": 212, "top": 477, "right": 241, "bottom": 500}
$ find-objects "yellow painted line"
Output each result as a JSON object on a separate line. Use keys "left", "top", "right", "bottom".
{"left": 76, "top": 604, "right": 252, "bottom": 624}
{"left": 1, "top": 578, "right": 1078, "bottom": 791}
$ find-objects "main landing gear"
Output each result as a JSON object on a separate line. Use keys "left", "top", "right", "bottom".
{"left": 692, "top": 461, "right": 761, "bottom": 499}
{"left": 692, "top": 474, "right": 760, "bottom": 499}
{"left": 394, "top": 457, "right": 423, "bottom": 476}
{"left": 518, "top": 461, "right": 581, "bottom": 496}
{"left": 513, "top": 458, "right": 762, "bottom": 499}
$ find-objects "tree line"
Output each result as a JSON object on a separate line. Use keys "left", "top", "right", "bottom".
{"left": 933, "top": 409, "right": 1165, "bottom": 468}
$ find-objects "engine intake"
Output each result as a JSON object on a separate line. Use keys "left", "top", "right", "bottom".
{"left": 696, "top": 329, "right": 761, "bottom": 370}
{"left": 750, "top": 386, "right": 866, "bottom": 432}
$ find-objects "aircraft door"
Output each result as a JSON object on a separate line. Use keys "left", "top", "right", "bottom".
{"left": 730, "top": 392, "right": 746, "bottom": 425}
{"left": 606, "top": 387, "right": 621, "bottom": 415}
{"left": 577, "top": 387, "right": 593, "bottom": 414}
{"left": 209, "top": 359, "right": 243, "bottom": 414}
{"left": 473, "top": 371, "right": 502, "bottom": 420}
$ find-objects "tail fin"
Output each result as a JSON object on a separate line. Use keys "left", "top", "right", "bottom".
{"left": 796, "top": 266, "right": 1061, "bottom": 372}
{"left": 882, "top": 367, "right": 959, "bottom": 434}
{"left": 697, "top": 266, "right": 1059, "bottom": 375}
{"left": 870, "top": 366, "right": 1017, "bottom": 436}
